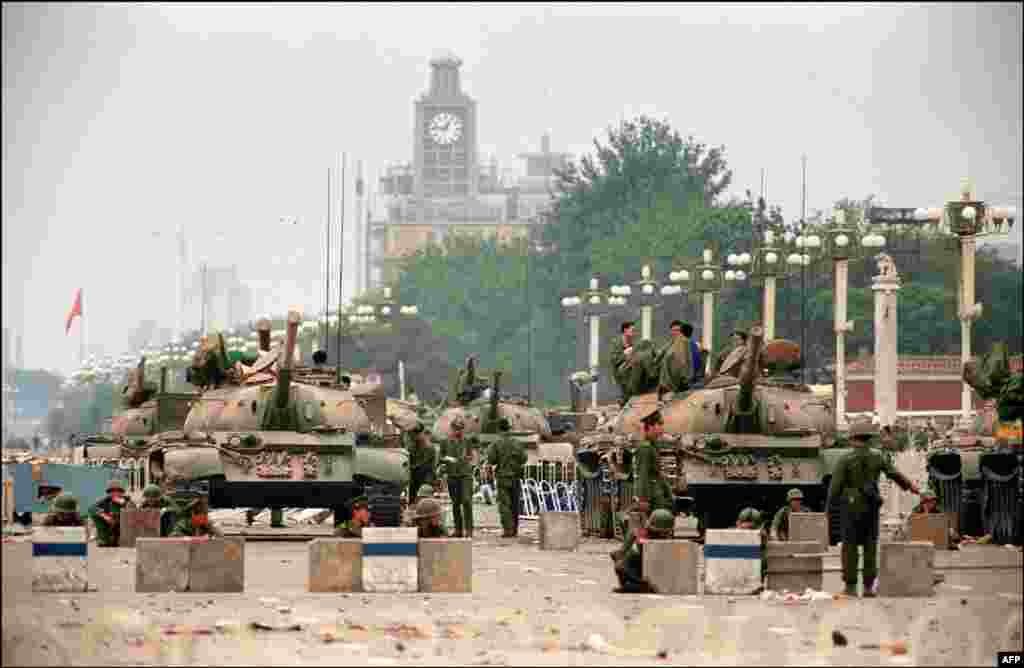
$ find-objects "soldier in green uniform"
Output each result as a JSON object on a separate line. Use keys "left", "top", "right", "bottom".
{"left": 439, "top": 417, "right": 475, "bottom": 538}
{"left": 770, "top": 488, "right": 805, "bottom": 541}
{"left": 609, "top": 322, "right": 637, "bottom": 406}
{"left": 613, "top": 408, "right": 674, "bottom": 563}
{"left": 140, "top": 484, "right": 172, "bottom": 510}
{"left": 487, "top": 418, "right": 527, "bottom": 538}
{"left": 334, "top": 496, "right": 370, "bottom": 538}
{"left": 828, "top": 422, "right": 919, "bottom": 597}
{"left": 901, "top": 486, "right": 959, "bottom": 551}
{"left": 88, "top": 479, "right": 136, "bottom": 547}
{"left": 42, "top": 494, "right": 85, "bottom": 527}
{"left": 613, "top": 508, "right": 674, "bottom": 593}
{"left": 736, "top": 507, "right": 761, "bottom": 529}
{"left": 413, "top": 497, "right": 448, "bottom": 538}
{"left": 406, "top": 422, "right": 436, "bottom": 506}
{"left": 658, "top": 320, "right": 693, "bottom": 399}
{"left": 168, "top": 487, "right": 223, "bottom": 538}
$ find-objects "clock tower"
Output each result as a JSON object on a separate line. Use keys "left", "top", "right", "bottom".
{"left": 413, "top": 51, "right": 478, "bottom": 204}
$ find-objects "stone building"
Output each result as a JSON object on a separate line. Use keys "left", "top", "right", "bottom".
{"left": 363, "top": 52, "right": 570, "bottom": 290}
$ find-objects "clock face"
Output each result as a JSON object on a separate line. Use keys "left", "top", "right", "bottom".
{"left": 429, "top": 112, "right": 463, "bottom": 145}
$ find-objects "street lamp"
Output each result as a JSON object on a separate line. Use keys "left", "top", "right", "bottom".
{"left": 912, "top": 179, "right": 1017, "bottom": 428}
{"left": 562, "top": 277, "right": 617, "bottom": 410}
{"left": 609, "top": 264, "right": 660, "bottom": 341}
{"left": 693, "top": 247, "right": 723, "bottom": 354}
{"left": 346, "top": 287, "right": 421, "bottom": 397}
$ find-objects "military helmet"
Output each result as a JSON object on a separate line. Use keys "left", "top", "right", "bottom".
{"left": 143, "top": 484, "right": 162, "bottom": 500}
{"left": 646, "top": 509, "right": 675, "bottom": 532}
{"left": 848, "top": 422, "right": 879, "bottom": 441}
{"left": 106, "top": 479, "right": 126, "bottom": 493}
{"left": 414, "top": 497, "right": 442, "bottom": 520}
{"left": 53, "top": 493, "right": 79, "bottom": 513}
{"left": 786, "top": 488, "right": 804, "bottom": 502}
{"left": 738, "top": 507, "right": 761, "bottom": 524}
{"left": 417, "top": 484, "right": 435, "bottom": 498}
{"left": 497, "top": 417, "right": 511, "bottom": 432}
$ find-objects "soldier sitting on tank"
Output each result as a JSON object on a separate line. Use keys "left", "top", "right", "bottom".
{"left": 412, "top": 497, "right": 448, "bottom": 538}
{"left": 613, "top": 509, "right": 675, "bottom": 594}
{"left": 122, "top": 359, "right": 157, "bottom": 408}
{"left": 43, "top": 493, "right": 85, "bottom": 527}
{"left": 168, "top": 489, "right": 223, "bottom": 539}
{"left": 453, "top": 355, "right": 489, "bottom": 404}
{"left": 713, "top": 329, "right": 748, "bottom": 377}
{"left": 89, "top": 479, "right": 137, "bottom": 547}
{"left": 682, "top": 323, "right": 706, "bottom": 389}
{"left": 771, "top": 489, "right": 806, "bottom": 541}
{"left": 658, "top": 320, "right": 693, "bottom": 400}
{"left": 334, "top": 496, "right": 371, "bottom": 538}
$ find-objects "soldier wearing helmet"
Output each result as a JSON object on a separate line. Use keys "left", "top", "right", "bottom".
{"left": 88, "top": 479, "right": 137, "bottom": 547}
{"left": 901, "top": 485, "right": 959, "bottom": 551}
{"left": 140, "top": 484, "right": 171, "bottom": 510}
{"left": 487, "top": 418, "right": 527, "bottom": 538}
{"left": 167, "top": 481, "right": 223, "bottom": 539}
{"left": 412, "top": 497, "right": 447, "bottom": 539}
{"left": 613, "top": 509, "right": 674, "bottom": 594}
{"left": 406, "top": 421, "right": 436, "bottom": 507}
{"left": 736, "top": 507, "right": 762, "bottom": 530}
{"left": 42, "top": 494, "right": 85, "bottom": 528}
{"left": 439, "top": 416, "right": 475, "bottom": 538}
{"left": 770, "top": 489, "right": 806, "bottom": 542}
{"left": 334, "top": 496, "right": 371, "bottom": 538}
{"left": 829, "top": 421, "right": 919, "bottom": 597}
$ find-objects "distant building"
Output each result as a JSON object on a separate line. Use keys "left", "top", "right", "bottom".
{"left": 364, "top": 53, "right": 570, "bottom": 290}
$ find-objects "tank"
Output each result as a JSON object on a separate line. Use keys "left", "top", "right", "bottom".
{"left": 96, "top": 311, "right": 409, "bottom": 526}
{"left": 109, "top": 357, "right": 200, "bottom": 444}
{"left": 432, "top": 355, "right": 552, "bottom": 440}
{"left": 576, "top": 325, "right": 842, "bottom": 534}
{"left": 926, "top": 342, "right": 1022, "bottom": 544}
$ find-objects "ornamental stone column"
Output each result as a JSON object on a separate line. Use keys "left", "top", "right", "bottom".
{"left": 872, "top": 253, "right": 901, "bottom": 429}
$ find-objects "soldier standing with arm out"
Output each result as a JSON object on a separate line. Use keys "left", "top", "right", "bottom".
{"left": 488, "top": 418, "right": 527, "bottom": 538}
{"left": 439, "top": 417, "right": 474, "bottom": 538}
{"left": 828, "top": 422, "right": 919, "bottom": 597}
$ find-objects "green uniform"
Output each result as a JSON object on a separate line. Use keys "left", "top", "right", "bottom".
{"left": 416, "top": 522, "right": 448, "bottom": 539}
{"left": 406, "top": 430, "right": 436, "bottom": 503}
{"left": 140, "top": 496, "right": 173, "bottom": 510}
{"left": 771, "top": 507, "right": 803, "bottom": 541}
{"left": 633, "top": 440, "right": 673, "bottom": 514}
{"left": 88, "top": 495, "right": 136, "bottom": 547}
{"left": 168, "top": 499, "right": 223, "bottom": 538}
{"left": 333, "top": 520, "right": 364, "bottom": 538}
{"left": 439, "top": 436, "right": 475, "bottom": 537}
{"left": 609, "top": 337, "right": 632, "bottom": 402}
{"left": 487, "top": 435, "right": 527, "bottom": 536}
{"left": 658, "top": 335, "right": 693, "bottom": 395}
{"left": 828, "top": 446, "right": 914, "bottom": 592}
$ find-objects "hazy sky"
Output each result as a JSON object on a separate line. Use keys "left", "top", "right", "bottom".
{"left": 3, "top": 2, "right": 1021, "bottom": 375}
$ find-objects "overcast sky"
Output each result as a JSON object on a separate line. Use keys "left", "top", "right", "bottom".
{"left": 3, "top": 2, "right": 1021, "bottom": 375}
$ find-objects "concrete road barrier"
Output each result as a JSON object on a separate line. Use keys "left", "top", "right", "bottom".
{"left": 362, "top": 527, "right": 418, "bottom": 593}
{"left": 642, "top": 540, "right": 699, "bottom": 595}
{"left": 119, "top": 510, "right": 161, "bottom": 548}
{"left": 419, "top": 539, "right": 472, "bottom": 593}
{"left": 704, "top": 529, "right": 762, "bottom": 595}
{"left": 32, "top": 526, "right": 88, "bottom": 593}
{"left": 790, "top": 513, "right": 828, "bottom": 550}
{"left": 880, "top": 541, "right": 935, "bottom": 597}
{"left": 908, "top": 513, "right": 951, "bottom": 549}
{"left": 135, "top": 537, "right": 245, "bottom": 593}
{"left": 308, "top": 539, "right": 362, "bottom": 592}
{"left": 538, "top": 512, "right": 580, "bottom": 551}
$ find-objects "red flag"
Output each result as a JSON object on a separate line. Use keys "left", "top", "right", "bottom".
{"left": 65, "top": 288, "right": 83, "bottom": 335}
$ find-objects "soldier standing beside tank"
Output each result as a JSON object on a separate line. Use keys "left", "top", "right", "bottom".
{"left": 334, "top": 496, "right": 370, "bottom": 538}
{"left": 488, "top": 418, "right": 527, "bottom": 538}
{"left": 828, "top": 422, "right": 919, "bottom": 597}
{"left": 771, "top": 489, "right": 805, "bottom": 541}
{"left": 439, "top": 417, "right": 475, "bottom": 538}
{"left": 610, "top": 322, "right": 637, "bottom": 406}
{"left": 614, "top": 409, "right": 674, "bottom": 564}
{"left": 89, "top": 480, "right": 136, "bottom": 547}
{"left": 406, "top": 422, "right": 436, "bottom": 506}
{"left": 613, "top": 509, "right": 674, "bottom": 594}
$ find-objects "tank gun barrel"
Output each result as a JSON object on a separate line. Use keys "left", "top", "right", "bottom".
{"left": 737, "top": 324, "right": 764, "bottom": 416}
{"left": 274, "top": 309, "right": 301, "bottom": 410}
{"left": 487, "top": 370, "right": 502, "bottom": 432}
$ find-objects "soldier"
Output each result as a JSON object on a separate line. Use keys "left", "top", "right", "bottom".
{"left": 771, "top": 489, "right": 805, "bottom": 541}
{"left": 334, "top": 496, "right": 370, "bottom": 538}
{"left": 168, "top": 489, "right": 223, "bottom": 539}
{"left": 88, "top": 479, "right": 136, "bottom": 547}
{"left": 413, "top": 497, "right": 448, "bottom": 538}
{"left": 658, "top": 320, "right": 693, "bottom": 399}
{"left": 736, "top": 507, "right": 761, "bottom": 529}
{"left": 487, "top": 418, "right": 527, "bottom": 538}
{"left": 439, "top": 417, "right": 475, "bottom": 538}
{"left": 714, "top": 329, "right": 748, "bottom": 376}
{"left": 901, "top": 486, "right": 959, "bottom": 550}
{"left": 38, "top": 482, "right": 64, "bottom": 511}
{"left": 406, "top": 422, "right": 436, "bottom": 506}
{"left": 828, "top": 422, "right": 920, "bottom": 597}
{"left": 140, "top": 484, "right": 172, "bottom": 510}
{"left": 42, "top": 494, "right": 84, "bottom": 527}
{"left": 681, "top": 323, "right": 705, "bottom": 388}
{"left": 417, "top": 484, "right": 435, "bottom": 499}
{"left": 613, "top": 508, "right": 674, "bottom": 594}
{"left": 633, "top": 409, "right": 674, "bottom": 517}
{"left": 610, "top": 321, "right": 637, "bottom": 405}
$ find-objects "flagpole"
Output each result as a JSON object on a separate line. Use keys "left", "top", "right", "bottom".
{"left": 80, "top": 291, "right": 85, "bottom": 365}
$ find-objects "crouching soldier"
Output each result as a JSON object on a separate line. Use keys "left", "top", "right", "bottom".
{"left": 140, "top": 484, "right": 175, "bottom": 536}
{"left": 413, "top": 497, "right": 448, "bottom": 538}
{"left": 612, "top": 509, "right": 674, "bottom": 593}
{"left": 43, "top": 494, "right": 85, "bottom": 528}
{"left": 334, "top": 496, "right": 370, "bottom": 538}
{"left": 168, "top": 485, "right": 223, "bottom": 539}
{"left": 89, "top": 480, "right": 136, "bottom": 547}
{"left": 771, "top": 489, "right": 805, "bottom": 541}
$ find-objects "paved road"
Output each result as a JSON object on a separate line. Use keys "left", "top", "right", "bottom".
{"left": 3, "top": 521, "right": 1021, "bottom": 666}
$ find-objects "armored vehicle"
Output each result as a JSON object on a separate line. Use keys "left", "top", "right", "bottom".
{"left": 576, "top": 326, "right": 841, "bottom": 533}
{"left": 926, "top": 342, "right": 1022, "bottom": 544}
{"left": 109, "top": 358, "right": 199, "bottom": 442}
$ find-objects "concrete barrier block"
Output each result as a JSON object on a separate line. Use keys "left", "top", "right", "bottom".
{"left": 766, "top": 554, "right": 823, "bottom": 592}
{"left": 135, "top": 538, "right": 190, "bottom": 592}
{"left": 32, "top": 527, "right": 88, "bottom": 593}
{"left": 119, "top": 509, "right": 161, "bottom": 548}
{"left": 765, "top": 541, "right": 823, "bottom": 558}
{"left": 790, "top": 513, "right": 828, "bottom": 550}
{"left": 418, "top": 539, "right": 472, "bottom": 593}
{"left": 642, "top": 540, "right": 699, "bottom": 595}
{"left": 538, "top": 512, "right": 580, "bottom": 551}
{"left": 189, "top": 537, "right": 245, "bottom": 593}
{"left": 362, "top": 528, "right": 417, "bottom": 593}
{"left": 309, "top": 539, "right": 362, "bottom": 592}
{"left": 704, "top": 529, "right": 762, "bottom": 595}
{"left": 908, "top": 513, "right": 950, "bottom": 549}
{"left": 879, "top": 541, "right": 934, "bottom": 597}
{"left": 2, "top": 542, "right": 32, "bottom": 596}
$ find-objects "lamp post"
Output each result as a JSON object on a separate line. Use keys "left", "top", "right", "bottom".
{"left": 913, "top": 179, "right": 1017, "bottom": 428}
{"left": 694, "top": 248, "right": 722, "bottom": 353}
{"left": 561, "top": 277, "right": 617, "bottom": 410}
{"left": 347, "top": 287, "right": 420, "bottom": 398}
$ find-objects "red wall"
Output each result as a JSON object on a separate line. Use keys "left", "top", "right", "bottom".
{"left": 847, "top": 379, "right": 986, "bottom": 413}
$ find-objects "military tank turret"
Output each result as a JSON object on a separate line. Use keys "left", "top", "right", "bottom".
{"left": 926, "top": 342, "right": 1022, "bottom": 544}
{"left": 577, "top": 325, "right": 841, "bottom": 533}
